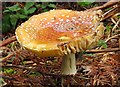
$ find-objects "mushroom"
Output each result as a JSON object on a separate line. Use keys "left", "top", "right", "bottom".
{"left": 15, "top": 9, "right": 104, "bottom": 75}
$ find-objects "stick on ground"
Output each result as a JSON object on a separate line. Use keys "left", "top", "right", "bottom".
{"left": 0, "top": 36, "right": 16, "bottom": 47}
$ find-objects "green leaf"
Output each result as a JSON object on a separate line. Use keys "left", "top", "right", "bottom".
{"left": 25, "top": 2, "right": 35, "bottom": 10}
{"left": 35, "top": 4, "right": 41, "bottom": 8}
{"left": 2, "top": 24, "right": 10, "bottom": 33}
{"left": 27, "top": 7, "right": 36, "bottom": 14}
{"left": 106, "top": 25, "right": 112, "bottom": 32}
{"left": 23, "top": 7, "right": 28, "bottom": 15}
{"left": 102, "top": 44, "right": 107, "bottom": 49}
{"left": 39, "top": 4, "right": 47, "bottom": 9}
{"left": 10, "top": 15, "right": 19, "bottom": 29}
{"left": 3, "top": 10, "right": 10, "bottom": 13}
{"left": 6, "top": 4, "right": 21, "bottom": 12}
{"left": 16, "top": 13, "right": 27, "bottom": 19}
{"left": 118, "top": 16, "right": 120, "bottom": 18}
{"left": 4, "top": 68, "right": 16, "bottom": 74}
{"left": 48, "top": 3, "right": 56, "bottom": 8}
{"left": 85, "top": 53, "right": 95, "bottom": 57}
{"left": 43, "top": 8, "right": 49, "bottom": 12}
{"left": 98, "top": 40, "right": 107, "bottom": 48}
{"left": 2, "top": 14, "right": 11, "bottom": 33}
{"left": 29, "top": 71, "right": 41, "bottom": 76}
{"left": 77, "top": 0, "right": 95, "bottom": 6}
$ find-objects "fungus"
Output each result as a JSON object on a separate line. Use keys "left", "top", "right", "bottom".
{"left": 15, "top": 9, "right": 104, "bottom": 75}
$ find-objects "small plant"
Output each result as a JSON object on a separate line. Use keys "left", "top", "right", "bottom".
{"left": 3, "top": 68, "right": 16, "bottom": 74}
{"left": 77, "top": 0, "right": 95, "bottom": 6}
{"left": 104, "top": 25, "right": 113, "bottom": 36}
{"left": 29, "top": 71, "right": 41, "bottom": 76}
{"left": 106, "top": 25, "right": 112, "bottom": 32}
{"left": 35, "top": 2, "right": 56, "bottom": 12}
{"left": 2, "top": 2, "right": 36, "bottom": 33}
{"left": 98, "top": 40, "right": 108, "bottom": 48}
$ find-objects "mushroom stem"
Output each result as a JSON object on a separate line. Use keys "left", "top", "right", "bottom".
{"left": 61, "top": 53, "right": 77, "bottom": 75}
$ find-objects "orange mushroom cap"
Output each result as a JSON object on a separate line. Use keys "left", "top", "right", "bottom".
{"left": 15, "top": 9, "right": 104, "bottom": 57}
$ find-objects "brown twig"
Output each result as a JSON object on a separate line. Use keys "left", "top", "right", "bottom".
{"left": 90, "top": 0, "right": 119, "bottom": 11}
{"left": 86, "top": 48, "right": 120, "bottom": 53}
{"left": 111, "top": 13, "right": 120, "bottom": 28}
{"left": 0, "top": 46, "right": 9, "bottom": 50}
{"left": 0, "top": 36, "right": 16, "bottom": 47}
{"left": 119, "top": 39, "right": 120, "bottom": 48}
{"left": 101, "top": 4, "right": 120, "bottom": 21}
{"left": 0, "top": 53, "right": 15, "bottom": 63}
{"left": 0, "top": 74, "right": 16, "bottom": 80}
{"left": 105, "top": 34, "right": 120, "bottom": 42}
{"left": 0, "top": 49, "right": 21, "bottom": 63}
{"left": 112, "top": 18, "right": 120, "bottom": 33}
